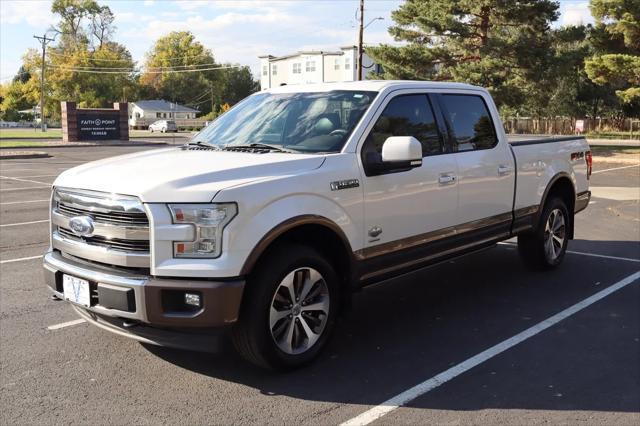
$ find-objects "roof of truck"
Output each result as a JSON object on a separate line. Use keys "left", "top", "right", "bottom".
{"left": 264, "top": 80, "right": 484, "bottom": 94}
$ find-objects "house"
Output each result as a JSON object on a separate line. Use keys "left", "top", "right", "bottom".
{"left": 258, "top": 46, "right": 381, "bottom": 90}
{"left": 128, "top": 100, "right": 198, "bottom": 128}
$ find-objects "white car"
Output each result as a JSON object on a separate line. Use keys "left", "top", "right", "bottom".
{"left": 44, "top": 81, "right": 591, "bottom": 369}
{"left": 148, "top": 119, "right": 177, "bottom": 133}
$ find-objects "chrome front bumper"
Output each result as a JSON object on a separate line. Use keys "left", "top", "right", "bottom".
{"left": 43, "top": 251, "right": 245, "bottom": 328}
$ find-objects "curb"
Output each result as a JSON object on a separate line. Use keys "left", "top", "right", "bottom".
{"left": 0, "top": 142, "right": 170, "bottom": 150}
{"left": 0, "top": 151, "right": 51, "bottom": 160}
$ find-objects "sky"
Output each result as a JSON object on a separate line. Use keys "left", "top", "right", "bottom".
{"left": 0, "top": 0, "right": 595, "bottom": 83}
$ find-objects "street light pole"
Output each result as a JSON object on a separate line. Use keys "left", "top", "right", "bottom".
{"left": 357, "top": 0, "right": 364, "bottom": 81}
{"left": 33, "top": 34, "right": 54, "bottom": 132}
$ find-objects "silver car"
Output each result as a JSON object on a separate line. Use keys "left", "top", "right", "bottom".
{"left": 148, "top": 120, "right": 178, "bottom": 133}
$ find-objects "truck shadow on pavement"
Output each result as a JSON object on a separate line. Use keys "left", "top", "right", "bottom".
{"left": 144, "top": 240, "right": 640, "bottom": 413}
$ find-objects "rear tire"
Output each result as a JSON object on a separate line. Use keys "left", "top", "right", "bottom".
{"left": 518, "top": 197, "right": 570, "bottom": 270}
{"left": 231, "top": 243, "right": 340, "bottom": 370}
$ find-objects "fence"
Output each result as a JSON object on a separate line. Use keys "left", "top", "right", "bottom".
{"left": 503, "top": 118, "right": 639, "bottom": 137}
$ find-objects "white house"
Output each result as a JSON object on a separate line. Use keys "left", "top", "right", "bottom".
{"left": 258, "top": 46, "right": 380, "bottom": 90}
{"left": 129, "top": 100, "right": 198, "bottom": 128}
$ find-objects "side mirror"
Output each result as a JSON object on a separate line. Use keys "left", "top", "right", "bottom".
{"left": 365, "top": 136, "right": 423, "bottom": 176}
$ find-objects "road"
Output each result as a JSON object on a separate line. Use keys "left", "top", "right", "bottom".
{"left": 1, "top": 146, "right": 639, "bottom": 425}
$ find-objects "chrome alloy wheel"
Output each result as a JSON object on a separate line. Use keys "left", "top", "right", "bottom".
{"left": 269, "top": 267, "right": 330, "bottom": 355}
{"left": 544, "top": 208, "right": 566, "bottom": 262}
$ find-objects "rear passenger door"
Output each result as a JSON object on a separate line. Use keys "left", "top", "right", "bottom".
{"left": 438, "top": 93, "right": 515, "bottom": 234}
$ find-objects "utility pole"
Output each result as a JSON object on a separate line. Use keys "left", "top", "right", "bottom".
{"left": 357, "top": 0, "right": 364, "bottom": 81}
{"left": 33, "top": 34, "right": 54, "bottom": 132}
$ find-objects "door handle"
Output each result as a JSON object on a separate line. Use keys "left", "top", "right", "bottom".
{"left": 438, "top": 174, "right": 456, "bottom": 185}
{"left": 498, "top": 165, "right": 512, "bottom": 176}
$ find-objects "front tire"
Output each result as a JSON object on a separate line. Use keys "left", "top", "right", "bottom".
{"left": 232, "top": 244, "right": 340, "bottom": 370}
{"left": 518, "top": 197, "right": 570, "bottom": 270}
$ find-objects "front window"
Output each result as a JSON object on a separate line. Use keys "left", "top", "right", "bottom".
{"left": 345, "top": 57, "right": 351, "bottom": 70}
{"left": 334, "top": 59, "right": 340, "bottom": 70}
{"left": 191, "top": 90, "right": 377, "bottom": 154}
{"left": 272, "top": 64, "right": 278, "bottom": 76}
{"left": 306, "top": 61, "right": 316, "bottom": 72}
{"left": 292, "top": 63, "right": 301, "bottom": 74}
{"left": 262, "top": 65, "right": 268, "bottom": 76}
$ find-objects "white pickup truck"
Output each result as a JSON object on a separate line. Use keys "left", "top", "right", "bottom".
{"left": 44, "top": 81, "right": 591, "bottom": 369}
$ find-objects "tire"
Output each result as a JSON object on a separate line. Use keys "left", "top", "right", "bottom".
{"left": 149, "top": 128, "right": 153, "bottom": 133}
{"left": 232, "top": 243, "right": 340, "bottom": 370}
{"left": 518, "top": 197, "right": 570, "bottom": 270}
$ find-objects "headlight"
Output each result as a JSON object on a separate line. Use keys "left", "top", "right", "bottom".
{"left": 168, "top": 203, "right": 237, "bottom": 258}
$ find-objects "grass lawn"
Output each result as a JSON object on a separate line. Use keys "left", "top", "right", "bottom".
{"left": 0, "top": 140, "right": 53, "bottom": 148}
{"left": 0, "top": 128, "right": 62, "bottom": 139}
{"left": 590, "top": 145, "right": 640, "bottom": 156}
{"left": 586, "top": 131, "right": 640, "bottom": 140}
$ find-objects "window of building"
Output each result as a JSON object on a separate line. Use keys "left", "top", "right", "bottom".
{"left": 156, "top": 112, "right": 162, "bottom": 118}
{"left": 262, "top": 65, "right": 268, "bottom": 76}
{"left": 305, "top": 60, "right": 316, "bottom": 72}
{"left": 344, "top": 57, "right": 351, "bottom": 70}
{"left": 292, "top": 63, "right": 301, "bottom": 74}
{"left": 440, "top": 95, "right": 498, "bottom": 151}
{"left": 363, "top": 94, "right": 442, "bottom": 157}
{"left": 272, "top": 64, "right": 277, "bottom": 76}
{"left": 334, "top": 59, "right": 340, "bottom": 70}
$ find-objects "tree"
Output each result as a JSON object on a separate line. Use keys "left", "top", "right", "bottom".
{"left": 219, "top": 65, "right": 259, "bottom": 105}
{"left": 585, "top": 0, "right": 640, "bottom": 109}
{"left": 51, "top": 0, "right": 101, "bottom": 46}
{"left": 140, "top": 31, "right": 225, "bottom": 114}
{"left": 366, "top": 0, "right": 559, "bottom": 109}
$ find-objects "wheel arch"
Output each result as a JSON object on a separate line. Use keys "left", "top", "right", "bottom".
{"left": 240, "top": 215, "right": 357, "bottom": 291}
{"left": 537, "top": 172, "right": 576, "bottom": 238}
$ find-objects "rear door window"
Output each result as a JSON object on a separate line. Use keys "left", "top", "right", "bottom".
{"left": 440, "top": 95, "right": 498, "bottom": 151}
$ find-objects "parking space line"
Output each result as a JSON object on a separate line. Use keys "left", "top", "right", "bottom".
{"left": 497, "top": 242, "right": 639, "bottom": 263}
{"left": 0, "top": 199, "right": 49, "bottom": 206}
{"left": 0, "top": 255, "right": 43, "bottom": 264}
{"left": 341, "top": 270, "right": 640, "bottom": 426}
{"left": 592, "top": 164, "right": 639, "bottom": 174}
{"left": 0, "top": 175, "right": 52, "bottom": 185}
{"left": 0, "top": 219, "right": 49, "bottom": 227}
{"left": 47, "top": 319, "right": 86, "bottom": 330}
{"left": 0, "top": 186, "right": 50, "bottom": 192}
{"left": 0, "top": 174, "right": 59, "bottom": 179}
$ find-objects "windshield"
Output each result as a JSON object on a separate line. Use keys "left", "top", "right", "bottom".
{"left": 192, "top": 90, "right": 377, "bottom": 153}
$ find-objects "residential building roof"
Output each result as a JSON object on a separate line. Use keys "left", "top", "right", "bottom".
{"left": 131, "top": 100, "right": 198, "bottom": 113}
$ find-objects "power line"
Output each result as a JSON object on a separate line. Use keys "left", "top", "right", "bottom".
{"left": 46, "top": 64, "right": 241, "bottom": 74}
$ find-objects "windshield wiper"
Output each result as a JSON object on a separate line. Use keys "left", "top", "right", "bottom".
{"left": 184, "top": 140, "right": 220, "bottom": 150}
{"left": 226, "top": 143, "right": 298, "bottom": 153}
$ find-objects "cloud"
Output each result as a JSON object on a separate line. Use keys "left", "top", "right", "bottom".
{"left": 143, "top": 0, "right": 154, "bottom": 6}
{"left": 0, "top": 0, "right": 56, "bottom": 27}
{"left": 561, "top": 2, "right": 593, "bottom": 27}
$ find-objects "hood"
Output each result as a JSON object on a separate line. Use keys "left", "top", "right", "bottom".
{"left": 54, "top": 147, "right": 325, "bottom": 202}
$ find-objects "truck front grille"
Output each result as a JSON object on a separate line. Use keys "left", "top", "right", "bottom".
{"left": 51, "top": 188, "right": 150, "bottom": 269}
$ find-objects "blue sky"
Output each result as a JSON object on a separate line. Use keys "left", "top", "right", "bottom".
{"left": 0, "top": 0, "right": 594, "bottom": 82}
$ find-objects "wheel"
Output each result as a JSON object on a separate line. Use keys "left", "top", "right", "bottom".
{"left": 161, "top": 128, "right": 166, "bottom": 133}
{"left": 518, "top": 197, "right": 569, "bottom": 270}
{"left": 149, "top": 128, "right": 153, "bottom": 133}
{"left": 232, "top": 244, "right": 339, "bottom": 370}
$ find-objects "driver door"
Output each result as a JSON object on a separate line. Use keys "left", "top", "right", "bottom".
{"left": 358, "top": 92, "right": 459, "bottom": 275}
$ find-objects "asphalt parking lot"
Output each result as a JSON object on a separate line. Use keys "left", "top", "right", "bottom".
{"left": 1, "top": 145, "right": 639, "bottom": 425}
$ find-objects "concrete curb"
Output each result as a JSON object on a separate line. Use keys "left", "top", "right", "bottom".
{"left": 0, "top": 151, "right": 51, "bottom": 160}
{"left": 0, "top": 141, "right": 170, "bottom": 150}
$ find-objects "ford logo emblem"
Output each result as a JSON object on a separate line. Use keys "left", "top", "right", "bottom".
{"left": 68, "top": 216, "right": 94, "bottom": 237}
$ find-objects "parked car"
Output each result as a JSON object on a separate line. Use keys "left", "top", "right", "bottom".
{"left": 44, "top": 81, "right": 591, "bottom": 370}
{"left": 148, "top": 119, "right": 177, "bottom": 133}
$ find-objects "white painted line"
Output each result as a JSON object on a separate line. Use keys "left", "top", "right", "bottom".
{"left": 341, "top": 270, "right": 640, "bottom": 426}
{"left": 592, "top": 164, "right": 639, "bottom": 174}
{"left": 0, "top": 175, "right": 51, "bottom": 185}
{"left": 0, "top": 219, "right": 49, "bottom": 227}
{"left": 566, "top": 250, "right": 640, "bottom": 263}
{"left": 0, "top": 186, "right": 50, "bottom": 192}
{"left": 47, "top": 318, "right": 86, "bottom": 330}
{"left": 0, "top": 199, "right": 49, "bottom": 206}
{"left": 0, "top": 174, "right": 59, "bottom": 179}
{"left": 497, "top": 242, "right": 640, "bottom": 263}
{"left": 0, "top": 255, "right": 43, "bottom": 264}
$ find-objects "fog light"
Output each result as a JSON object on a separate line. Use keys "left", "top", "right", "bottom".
{"left": 184, "top": 293, "right": 201, "bottom": 307}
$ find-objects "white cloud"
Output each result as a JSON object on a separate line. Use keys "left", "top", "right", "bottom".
{"left": 143, "top": 0, "right": 154, "bottom": 6}
{"left": 0, "top": 0, "right": 55, "bottom": 27}
{"left": 561, "top": 2, "right": 593, "bottom": 27}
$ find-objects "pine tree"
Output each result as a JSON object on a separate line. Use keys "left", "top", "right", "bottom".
{"left": 366, "top": 0, "right": 559, "bottom": 108}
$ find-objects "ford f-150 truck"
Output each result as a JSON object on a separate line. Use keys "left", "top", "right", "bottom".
{"left": 44, "top": 81, "right": 591, "bottom": 369}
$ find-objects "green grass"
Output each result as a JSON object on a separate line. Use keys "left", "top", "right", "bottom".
{"left": 590, "top": 145, "right": 640, "bottom": 156}
{"left": 0, "top": 140, "right": 53, "bottom": 148}
{"left": 0, "top": 128, "right": 62, "bottom": 139}
{"left": 585, "top": 131, "right": 639, "bottom": 140}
